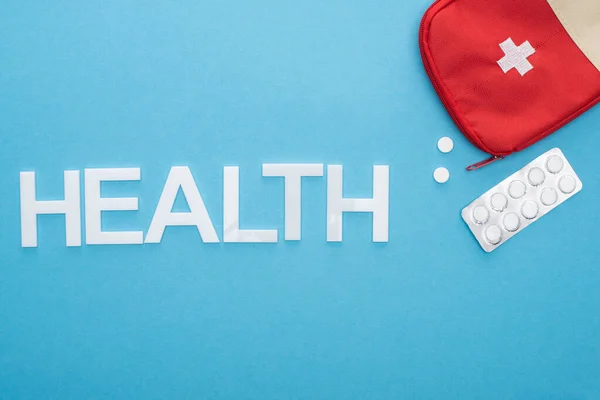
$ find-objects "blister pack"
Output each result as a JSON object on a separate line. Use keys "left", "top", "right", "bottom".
{"left": 462, "top": 148, "right": 582, "bottom": 252}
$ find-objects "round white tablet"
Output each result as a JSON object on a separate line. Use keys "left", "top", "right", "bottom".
{"left": 472, "top": 205, "right": 490, "bottom": 225}
{"left": 521, "top": 200, "right": 539, "bottom": 220}
{"left": 540, "top": 188, "right": 558, "bottom": 206}
{"left": 508, "top": 180, "right": 527, "bottom": 199}
{"left": 484, "top": 225, "right": 503, "bottom": 245}
{"left": 503, "top": 212, "right": 521, "bottom": 232}
{"left": 558, "top": 175, "right": 577, "bottom": 194}
{"left": 490, "top": 193, "right": 508, "bottom": 212}
{"left": 528, "top": 167, "right": 545, "bottom": 186}
{"left": 546, "top": 155, "right": 564, "bottom": 174}
{"left": 437, "top": 137, "right": 454, "bottom": 153}
{"left": 433, "top": 167, "right": 450, "bottom": 184}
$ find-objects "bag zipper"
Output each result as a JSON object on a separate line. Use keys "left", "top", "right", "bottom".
{"left": 466, "top": 155, "right": 504, "bottom": 171}
{"left": 419, "top": 0, "right": 506, "bottom": 171}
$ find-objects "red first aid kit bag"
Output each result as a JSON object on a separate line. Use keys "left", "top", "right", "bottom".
{"left": 419, "top": 0, "right": 600, "bottom": 169}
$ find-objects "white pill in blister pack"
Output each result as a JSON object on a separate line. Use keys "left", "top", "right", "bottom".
{"left": 461, "top": 148, "right": 583, "bottom": 253}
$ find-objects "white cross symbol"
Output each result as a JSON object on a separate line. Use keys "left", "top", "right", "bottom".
{"left": 497, "top": 38, "right": 536, "bottom": 76}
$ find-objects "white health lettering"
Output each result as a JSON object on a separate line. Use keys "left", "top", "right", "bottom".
{"left": 19, "top": 164, "right": 391, "bottom": 247}
{"left": 145, "top": 167, "right": 219, "bottom": 244}
{"left": 85, "top": 168, "right": 144, "bottom": 245}
{"left": 223, "top": 166, "right": 278, "bottom": 243}
{"left": 20, "top": 171, "right": 82, "bottom": 248}
{"left": 327, "top": 165, "right": 390, "bottom": 243}
{"left": 262, "top": 163, "right": 324, "bottom": 241}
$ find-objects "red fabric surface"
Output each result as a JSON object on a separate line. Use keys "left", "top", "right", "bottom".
{"left": 420, "top": 0, "right": 600, "bottom": 156}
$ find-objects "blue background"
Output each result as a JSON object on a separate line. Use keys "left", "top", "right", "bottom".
{"left": 1, "top": 0, "right": 599, "bottom": 398}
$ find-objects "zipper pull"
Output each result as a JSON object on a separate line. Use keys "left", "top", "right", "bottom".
{"left": 466, "top": 155, "right": 504, "bottom": 171}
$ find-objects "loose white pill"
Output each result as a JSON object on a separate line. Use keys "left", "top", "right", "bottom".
{"left": 472, "top": 205, "right": 490, "bottom": 225}
{"left": 508, "top": 180, "right": 527, "bottom": 199}
{"left": 521, "top": 200, "right": 539, "bottom": 220}
{"left": 528, "top": 167, "right": 545, "bottom": 186}
{"left": 484, "top": 225, "right": 503, "bottom": 245}
{"left": 503, "top": 212, "right": 521, "bottom": 232}
{"left": 490, "top": 193, "right": 508, "bottom": 212}
{"left": 437, "top": 137, "right": 454, "bottom": 153}
{"left": 558, "top": 175, "right": 577, "bottom": 194}
{"left": 433, "top": 167, "right": 450, "bottom": 184}
{"left": 540, "top": 188, "right": 558, "bottom": 206}
{"left": 546, "top": 155, "right": 564, "bottom": 174}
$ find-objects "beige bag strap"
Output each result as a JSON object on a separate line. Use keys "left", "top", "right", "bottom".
{"left": 547, "top": 0, "right": 600, "bottom": 70}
